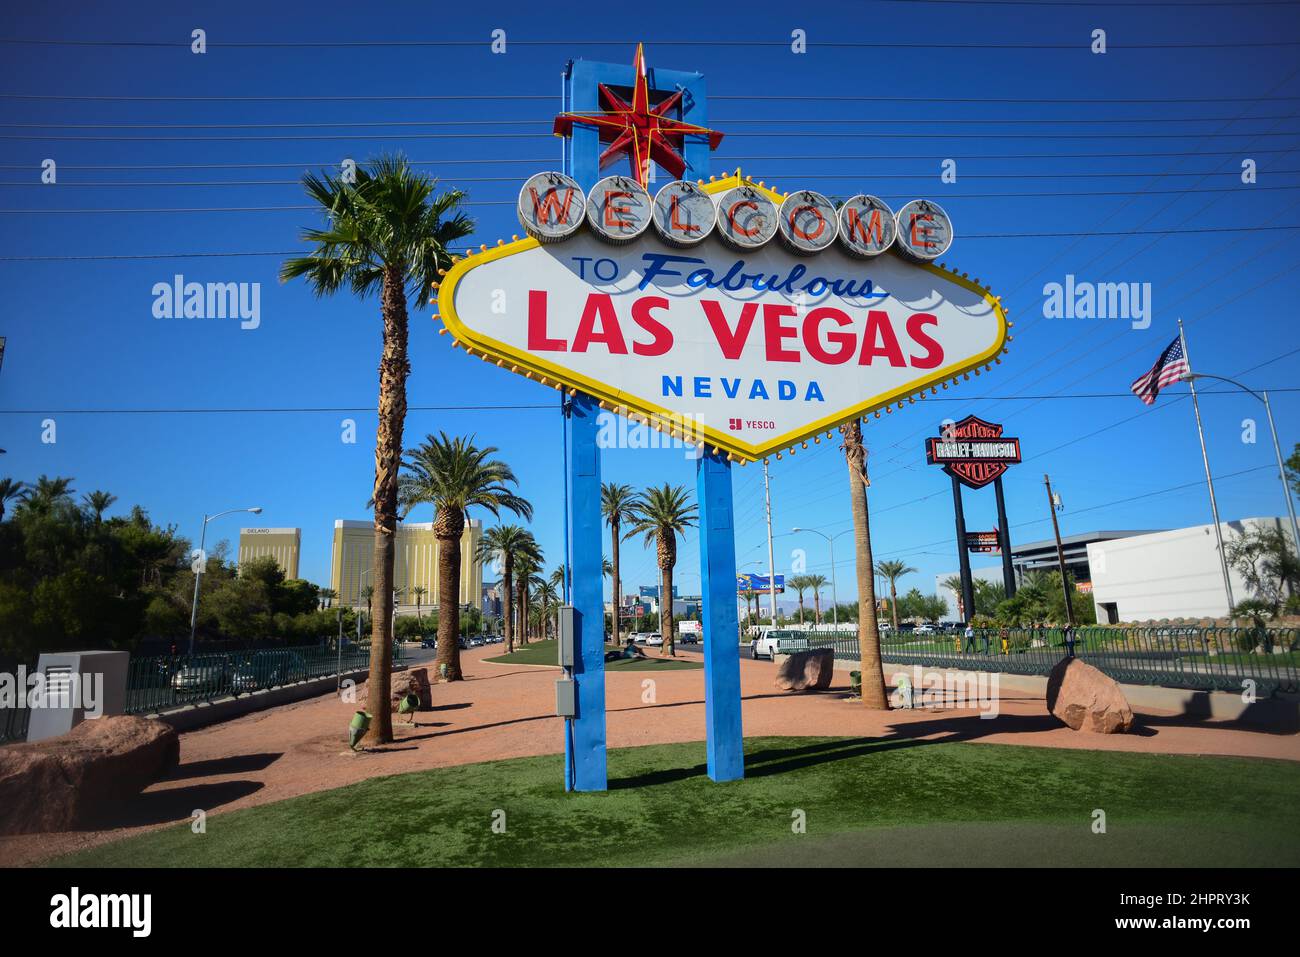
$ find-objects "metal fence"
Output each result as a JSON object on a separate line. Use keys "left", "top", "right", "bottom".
{"left": 1, "top": 641, "right": 397, "bottom": 745}
{"left": 770, "top": 626, "right": 1300, "bottom": 697}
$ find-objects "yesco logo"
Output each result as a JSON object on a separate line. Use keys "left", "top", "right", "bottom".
{"left": 50, "top": 887, "right": 151, "bottom": 937}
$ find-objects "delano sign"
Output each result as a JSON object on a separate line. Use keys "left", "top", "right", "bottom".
{"left": 436, "top": 172, "right": 1009, "bottom": 462}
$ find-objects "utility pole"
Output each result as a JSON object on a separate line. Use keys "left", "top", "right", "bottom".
{"left": 1043, "top": 474, "right": 1075, "bottom": 628}
{"left": 763, "top": 459, "right": 779, "bottom": 627}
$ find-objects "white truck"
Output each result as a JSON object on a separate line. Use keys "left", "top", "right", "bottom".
{"left": 749, "top": 626, "right": 782, "bottom": 661}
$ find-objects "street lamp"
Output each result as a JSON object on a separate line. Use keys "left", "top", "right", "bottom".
{"left": 189, "top": 506, "right": 262, "bottom": 654}
{"left": 791, "top": 527, "right": 847, "bottom": 628}
{"left": 1181, "top": 372, "right": 1300, "bottom": 560}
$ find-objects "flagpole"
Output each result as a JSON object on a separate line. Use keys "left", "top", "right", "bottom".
{"left": 1178, "top": 319, "right": 1236, "bottom": 613}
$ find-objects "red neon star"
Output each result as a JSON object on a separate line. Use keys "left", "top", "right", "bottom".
{"left": 553, "top": 43, "right": 724, "bottom": 189}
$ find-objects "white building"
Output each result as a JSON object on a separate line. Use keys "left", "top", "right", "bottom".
{"left": 1087, "top": 517, "right": 1291, "bottom": 623}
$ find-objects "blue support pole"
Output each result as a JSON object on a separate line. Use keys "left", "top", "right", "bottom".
{"left": 697, "top": 451, "right": 744, "bottom": 782}
{"left": 564, "top": 394, "right": 607, "bottom": 792}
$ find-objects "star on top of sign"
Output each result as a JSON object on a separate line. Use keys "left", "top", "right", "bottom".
{"left": 553, "top": 43, "right": 724, "bottom": 189}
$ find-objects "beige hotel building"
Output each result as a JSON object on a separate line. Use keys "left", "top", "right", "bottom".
{"left": 329, "top": 518, "right": 483, "bottom": 611}
{"left": 238, "top": 527, "right": 302, "bottom": 579}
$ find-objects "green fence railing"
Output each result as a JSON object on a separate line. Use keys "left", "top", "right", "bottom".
{"left": 1, "top": 640, "right": 399, "bottom": 744}
{"left": 770, "top": 626, "right": 1300, "bottom": 698}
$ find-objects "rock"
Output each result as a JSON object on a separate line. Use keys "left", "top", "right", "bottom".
{"left": 775, "top": 648, "right": 835, "bottom": 692}
{"left": 387, "top": 668, "right": 432, "bottom": 712}
{"left": 0, "top": 715, "right": 179, "bottom": 835}
{"left": 1046, "top": 657, "right": 1135, "bottom": 734}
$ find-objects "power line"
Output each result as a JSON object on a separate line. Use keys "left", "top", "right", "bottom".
{"left": 7, "top": 92, "right": 1300, "bottom": 103}
{"left": 10, "top": 129, "right": 1300, "bottom": 141}
{"left": 2, "top": 37, "right": 1298, "bottom": 49}
{"left": 0, "top": 404, "right": 557, "bottom": 415}
{"left": 2, "top": 222, "right": 1295, "bottom": 256}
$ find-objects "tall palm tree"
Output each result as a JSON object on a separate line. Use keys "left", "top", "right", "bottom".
{"left": 875, "top": 559, "right": 917, "bottom": 632}
{"left": 411, "top": 584, "right": 427, "bottom": 625}
{"left": 0, "top": 478, "right": 24, "bottom": 521}
{"left": 477, "top": 524, "right": 533, "bottom": 653}
{"left": 601, "top": 483, "right": 642, "bottom": 649}
{"left": 549, "top": 566, "right": 568, "bottom": 641}
{"left": 282, "top": 154, "right": 473, "bottom": 743}
{"left": 19, "top": 475, "right": 75, "bottom": 513}
{"left": 515, "top": 541, "right": 544, "bottom": 643}
{"left": 629, "top": 484, "right": 697, "bottom": 657}
{"left": 319, "top": 588, "right": 337, "bottom": 609}
{"left": 536, "top": 580, "right": 560, "bottom": 641}
{"left": 399, "top": 432, "right": 531, "bottom": 680}
{"left": 788, "top": 574, "right": 810, "bottom": 624}
{"left": 806, "top": 574, "right": 828, "bottom": 625}
{"left": 940, "top": 574, "right": 966, "bottom": 621}
{"left": 840, "top": 419, "right": 888, "bottom": 709}
{"left": 79, "top": 489, "right": 117, "bottom": 524}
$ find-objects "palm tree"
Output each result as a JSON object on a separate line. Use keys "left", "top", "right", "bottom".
{"left": 411, "top": 584, "right": 427, "bottom": 625}
{"left": 601, "top": 483, "right": 642, "bottom": 649}
{"left": 840, "top": 419, "right": 888, "bottom": 709}
{"left": 806, "top": 574, "right": 829, "bottom": 625}
{"left": 0, "top": 478, "right": 24, "bottom": 521}
{"left": 787, "top": 574, "right": 811, "bottom": 624}
{"left": 515, "top": 542, "right": 544, "bottom": 643}
{"left": 477, "top": 524, "right": 531, "bottom": 653}
{"left": 629, "top": 484, "right": 697, "bottom": 657}
{"left": 536, "top": 580, "right": 560, "bottom": 641}
{"left": 875, "top": 559, "right": 917, "bottom": 632}
{"left": 399, "top": 433, "right": 531, "bottom": 680}
{"left": 319, "top": 588, "right": 338, "bottom": 609}
{"left": 19, "top": 475, "right": 75, "bottom": 514}
{"left": 940, "top": 574, "right": 966, "bottom": 621}
{"left": 281, "top": 155, "right": 473, "bottom": 743}
{"left": 80, "top": 489, "right": 117, "bottom": 524}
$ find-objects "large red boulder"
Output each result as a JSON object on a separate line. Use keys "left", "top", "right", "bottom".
{"left": 0, "top": 715, "right": 180, "bottom": 835}
{"left": 1047, "top": 657, "right": 1135, "bottom": 734}
{"left": 775, "top": 648, "right": 836, "bottom": 692}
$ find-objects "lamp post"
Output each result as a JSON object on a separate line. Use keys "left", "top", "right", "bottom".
{"left": 1182, "top": 372, "right": 1300, "bottom": 562}
{"left": 189, "top": 506, "right": 262, "bottom": 654}
{"left": 791, "top": 527, "right": 846, "bottom": 628}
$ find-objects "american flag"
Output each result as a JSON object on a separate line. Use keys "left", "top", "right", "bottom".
{"left": 1130, "top": 336, "right": 1190, "bottom": 405}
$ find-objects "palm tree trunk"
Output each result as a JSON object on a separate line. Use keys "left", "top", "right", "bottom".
{"left": 890, "top": 581, "right": 900, "bottom": 632}
{"left": 611, "top": 519, "right": 622, "bottom": 647}
{"left": 364, "top": 266, "right": 410, "bottom": 745}
{"left": 842, "top": 419, "right": 889, "bottom": 709}
{"left": 434, "top": 508, "right": 465, "bottom": 681}
{"left": 502, "top": 559, "right": 515, "bottom": 653}
{"left": 660, "top": 562, "right": 676, "bottom": 657}
{"left": 797, "top": 593, "right": 805, "bottom": 624}
{"left": 813, "top": 592, "right": 822, "bottom": 625}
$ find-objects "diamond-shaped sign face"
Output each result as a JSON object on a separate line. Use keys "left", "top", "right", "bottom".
{"left": 437, "top": 176, "right": 1008, "bottom": 462}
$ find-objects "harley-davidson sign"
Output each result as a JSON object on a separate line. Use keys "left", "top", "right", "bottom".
{"left": 437, "top": 173, "right": 1007, "bottom": 462}
{"left": 925, "top": 416, "right": 1022, "bottom": 489}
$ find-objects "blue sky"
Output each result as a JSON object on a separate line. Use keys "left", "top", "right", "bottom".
{"left": 2, "top": 0, "right": 1298, "bottom": 609}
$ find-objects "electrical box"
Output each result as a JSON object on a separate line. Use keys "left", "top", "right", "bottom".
{"left": 557, "top": 606, "right": 576, "bottom": 667}
{"left": 555, "top": 677, "right": 576, "bottom": 718}
{"left": 25, "top": 650, "right": 129, "bottom": 743}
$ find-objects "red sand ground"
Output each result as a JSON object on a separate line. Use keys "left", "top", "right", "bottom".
{"left": 3, "top": 644, "right": 1296, "bottom": 867}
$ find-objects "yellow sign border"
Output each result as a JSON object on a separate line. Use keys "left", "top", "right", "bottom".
{"left": 435, "top": 172, "right": 1009, "bottom": 463}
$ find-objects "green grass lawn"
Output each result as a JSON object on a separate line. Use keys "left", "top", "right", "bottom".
{"left": 484, "top": 638, "right": 702, "bottom": 671}
{"left": 51, "top": 736, "right": 1300, "bottom": 868}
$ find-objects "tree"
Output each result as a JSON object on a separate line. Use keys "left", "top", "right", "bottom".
{"left": 1286, "top": 442, "right": 1300, "bottom": 499}
{"left": 476, "top": 524, "right": 532, "bottom": 653}
{"left": 628, "top": 484, "right": 697, "bottom": 657}
{"left": 19, "top": 475, "right": 75, "bottom": 514}
{"left": 806, "top": 573, "right": 829, "bottom": 625}
{"left": 281, "top": 154, "right": 473, "bottom": 744}
{"left": 536, "top": 580, "right": 560, "bottom": 641}
{"left": 940, "top": 574, "right": 965, "bottom": 621}
{"left": 787, "top": 574, "right": 810, "bottom": 624}
{"left": 81, "top": 490, "right": 117, "bottom": 524}
{"left": 1226, "top": 524, "right": 1299, "bottom": 615}
{"left": 398, "top": 432, "right": 531, "bottom": 680}
{"left": 0, "top": 479, "right": 25, "bottom": 521}
{"left": 840, "top": 419, "right": 888, "bottom": 709}
{"left": 514, "top": 540, "right": 543, "bottom": 643}
{"left": 973, "top": 579, "right": 1007, "bottom": 617}
{"left": 601, "top": 483, "right": 642, "bottom": 648}
{"left": 410, "top": 584, "right": 426, "bottom": 624}
{"left": 874, "top": 559, "right": 916, "bottom": 632}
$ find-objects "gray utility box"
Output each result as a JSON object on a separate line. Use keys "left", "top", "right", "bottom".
{"left": 557, "top": 606, "right": 576, "bottom": 667}
{"left": 555, "top": 678, "right": 576, "bottom": 718}
{"left": 24, "top": 650, "right": 129, "bottom": 743}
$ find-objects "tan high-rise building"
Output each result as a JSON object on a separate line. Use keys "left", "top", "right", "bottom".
{"left": 330, "top": 518, "right": 482, "bottom": 611}
{"left": 238, "top": 527, "right": 301, "bottom": 579}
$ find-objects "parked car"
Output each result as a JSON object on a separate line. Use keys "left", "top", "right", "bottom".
{"left": 420, "top": 637, "right": 436, "bottom": 649}
{"left": 170, "top": 657, "right": 232, "bottom": 695}
{"left": 230, "top": 652, "right": 307, "bottom": 694}
{"left": 915, "top": 623, "right": 937, "bottom": 635}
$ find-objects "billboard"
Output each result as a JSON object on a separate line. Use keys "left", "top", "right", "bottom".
{"left": 737, "top": 573, "right": 785, "bottom": 594}
{"left": 437, "top": 172, "right": 1008, "bottom": 462}
{"left": 965, "top": 530, "right": 1001, "bottom": 554}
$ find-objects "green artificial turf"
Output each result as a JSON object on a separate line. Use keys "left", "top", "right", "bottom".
{"left": 484, "top": 638, "right": 701, "bottom": 671}
{"left": 51, "top": 736, "right": 1300, "bottom": 868}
